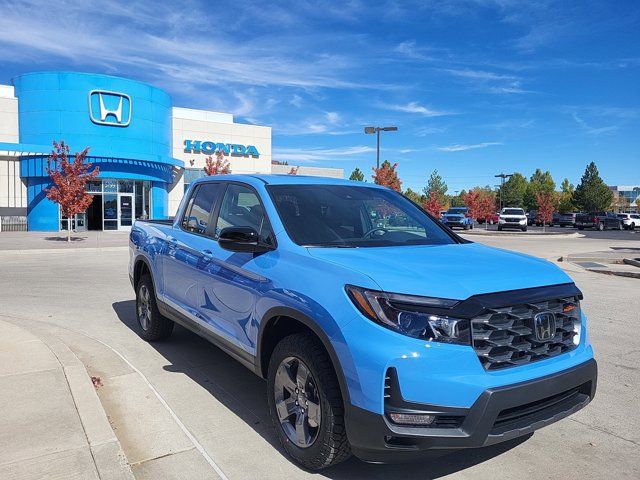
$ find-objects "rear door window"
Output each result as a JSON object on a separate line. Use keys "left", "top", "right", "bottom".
{"left": 181, "top": 183, "right": 222, "bottom": 235}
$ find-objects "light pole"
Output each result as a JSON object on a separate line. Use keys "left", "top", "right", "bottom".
{"left": 494, "top": 173, "right": 513, "bottom": 210}
{"left": 365, "top": 126, "right": 398, "bottom": 169}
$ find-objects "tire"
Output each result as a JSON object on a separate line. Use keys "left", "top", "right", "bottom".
{"left": 136, "top": 274, "right": 174, "bottom": 341}
{"left": 498, "top": 226, "right": 503, "bottom": 231}
{"left": 522, "top": 226, "right": 527, "bottom": 232}
{"left": 578, "top": 226, "right": 584, "bottom": 230}
{"left": 631, "top": 223, "right": 636, "bottom": 231}
{"left": 267, "top": 334, "right": 351, "bottom": 470}
{"left": 463, "top": 224, "right": 470, "bottom": 230}
{"left": 597, "top": 222, "right": 605, "bottom": 231}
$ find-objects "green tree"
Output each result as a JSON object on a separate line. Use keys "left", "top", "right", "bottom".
{"left": 524, "top": 169, "right": 555, "bottom": 210}
{"left": 557, "top": 178, "right": 575, "bottom": 213}
{"left": 449, "top": 190, "right": 466, "bottom": 207}
{"left": 500, "top": 173, "right": 528, "bottom": 208}
{"left": 423, "top": 169, "right": 448, "bottom": 203}
{"left": 349, "top": 167, "right": 365, "bottom": 182}
{"left": 573, "top": 162, "right": 613, "bottom": 212}
{"left": 404, "top": 188, "right": 424, "bottom": 205}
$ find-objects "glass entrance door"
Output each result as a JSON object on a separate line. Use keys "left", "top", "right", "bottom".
{"left": 119, "top": 194, "right": 133, "bottom": 229}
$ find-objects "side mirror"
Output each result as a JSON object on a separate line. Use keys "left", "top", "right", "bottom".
{"left": 218, "top": 226, "right": 274, "bottom": 253}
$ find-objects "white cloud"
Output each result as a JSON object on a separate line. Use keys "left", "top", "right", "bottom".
{"left": 437, "top": 142, "right": 502, "bottom": 152}
{"left": 273, "top": 145, "right": 375, "bottom": 162}
{"left": 290, "top": 94, "right": 303, "bottom": 108}
{"left": 325, "top": 111, "right": 340, "bottom": 124}
{"left": 384, "top": 102, "right": 455, "bottom": 117}
{"left": 571, "top": 113, "right": 618, "bottom": 136}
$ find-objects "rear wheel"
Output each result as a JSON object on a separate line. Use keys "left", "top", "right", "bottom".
{"left": 597, "top": 222, "right": 605, "bottom": 231}
{"left": 267, "top": 334, "right": 351, "bottom": 470}
{"left": 498, "top": 225, "right": 503, "bottom": 231}
{"left": 136, "top": 274, "right": 174, "bottom": 341}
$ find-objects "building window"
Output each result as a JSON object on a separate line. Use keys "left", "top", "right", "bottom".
{"left": 184, "top": 168, "right": 206, "bottom": 193}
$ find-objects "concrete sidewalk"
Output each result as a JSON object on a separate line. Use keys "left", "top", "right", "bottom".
{"left": 0, "top": 231, "right": 129, "bottom": 253}
{"left": 0, "top": 318, "right": 133, "bottom": 480}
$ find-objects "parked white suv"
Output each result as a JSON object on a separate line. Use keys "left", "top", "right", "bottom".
{"left": 617, "top": 213, "right": 640, "bottom": 230}
{"left": 498, "top": 208, "right": 528, "bottom": 232}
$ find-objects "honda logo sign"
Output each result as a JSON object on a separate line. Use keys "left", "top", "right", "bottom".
{"left": 88, "top": 90, "right": 132, "bottom": 127}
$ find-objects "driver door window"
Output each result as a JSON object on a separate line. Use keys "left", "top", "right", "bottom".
{"left": 216, "top": 184, "right": 274, "bottom": 245}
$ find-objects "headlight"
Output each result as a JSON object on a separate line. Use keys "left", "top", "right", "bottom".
{"left": 345, "top": 285, "right": 470, "bottom": 345}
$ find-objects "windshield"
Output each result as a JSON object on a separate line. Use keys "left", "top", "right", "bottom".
{"left": 267, "top": 185, "right": 457, "bottom": 247}
{"left": 503, "top": 209, "right": 524, "bottom": 215}
{"left": 446, "top": 208, "right": 466, "bottom": 215}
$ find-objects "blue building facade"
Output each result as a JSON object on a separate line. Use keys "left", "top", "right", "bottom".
{"left": 1, "top": 71, "right": 183, "bottom": 231}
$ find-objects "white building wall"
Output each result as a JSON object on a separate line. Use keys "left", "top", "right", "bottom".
{"left": 168, "top": 107, "right": 272, "bottom": 216}
{"left": 0, "top": 85, "right": 27, "bottom": 213}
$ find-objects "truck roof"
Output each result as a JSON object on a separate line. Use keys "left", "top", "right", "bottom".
{"left": 191, "top": 174, "right": 385, "bottom": 188}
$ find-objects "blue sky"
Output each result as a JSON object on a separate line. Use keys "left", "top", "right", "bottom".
{"left": 1, "top": 0, "right": 638, "bottom": 192}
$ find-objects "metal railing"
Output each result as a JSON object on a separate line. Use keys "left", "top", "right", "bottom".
{"left": 0, "top": 216, "right": 28, "bottom": 232}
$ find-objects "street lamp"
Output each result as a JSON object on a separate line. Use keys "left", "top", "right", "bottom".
{"left": 364, "top": 126, "right": 398, "bottom": 169}
{"left": 494, "top": 172, "right": 513, "bottom": 210}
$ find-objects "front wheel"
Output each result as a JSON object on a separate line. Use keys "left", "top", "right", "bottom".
{"left": 136, "top": 274, "right": 174, "bottom": 341}
{"left": 522, "top": 226, "right": 527, "bottom": 232}
{"left": 267, "top": 334, "right": 351, "bottom": 470}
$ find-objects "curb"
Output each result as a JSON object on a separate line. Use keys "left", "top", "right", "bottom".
{"left": 3, "top": 318, "right": 135, "bottom": 480}
{"left": 0, "top": 246, "right": 128, "bottom": 255}
{"left": 462, "top": 230, "right": 583, "bottom": 238}
{"left": 584, "top": 268, "right": 640, "bottom": 279}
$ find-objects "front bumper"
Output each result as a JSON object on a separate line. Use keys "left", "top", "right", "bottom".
{"left": 345, "top": 358, "right": 597, "bottom": 462}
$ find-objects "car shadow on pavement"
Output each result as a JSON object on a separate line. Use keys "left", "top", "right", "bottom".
{"left": 113, "top": 300, "right": 530, "bottom": 479}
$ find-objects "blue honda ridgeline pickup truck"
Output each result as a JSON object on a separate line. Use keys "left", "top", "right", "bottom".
{"left": 129, "top": 175, "right": 596, "bottom": 470}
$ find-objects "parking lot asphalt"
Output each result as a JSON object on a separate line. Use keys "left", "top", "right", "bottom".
{"left": 0, "top": 234, "right": 638, "bottom": 479}
{"left": 468, "top": 223, "right": 640, "bottom": 240}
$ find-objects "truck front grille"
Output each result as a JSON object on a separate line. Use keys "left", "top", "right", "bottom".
{"left": 471, "top": 297, "right": 581, "bottom": 370}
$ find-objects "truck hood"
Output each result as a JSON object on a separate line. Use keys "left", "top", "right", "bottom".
{"left": 307, "top": 242, "right": 571, "bottom": 300}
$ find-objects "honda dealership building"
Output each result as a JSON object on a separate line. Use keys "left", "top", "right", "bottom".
{"left": 0, "top": 71, "right": 342, "bottom": 231}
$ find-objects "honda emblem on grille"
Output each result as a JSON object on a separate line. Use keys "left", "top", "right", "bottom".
{"left": 534, "top": 312, "right": 556, "bottom": 341}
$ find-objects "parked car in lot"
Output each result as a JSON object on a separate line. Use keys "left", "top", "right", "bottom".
{"left": 442, "top": 206, "right": 474, "bottom": 230}
{"left": 498, "top": 207, "right": 528, "bottom": 231}
{"left": 477, "top": 212, "right": 500, "bottom": 225}
{"left": 526, "top": 210, "right": 537, "bottom": 226}
{"left": 575, "top": 211, "right": 623, "bottom": 231}
{"left": 559, "top": 212, "right": 578, "bottom": 228}
{"left": 617, "top": 213, "right": 640, "bottom": 230}
{"left": 551, "top": 212, "right": 561, "bottom": 226}
{"left": 130, "top": 175, "right": 597, "bottom": 469}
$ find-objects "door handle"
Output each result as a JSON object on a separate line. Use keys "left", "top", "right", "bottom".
{"left": 202, "top": 249, "right": 215, "bottom": 261}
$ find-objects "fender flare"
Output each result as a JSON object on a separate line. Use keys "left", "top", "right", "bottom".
{"left": 132, "top": 254, "right": 157, "bottom": 295}
{"left": 256, "top": 306, "right": 351, "bottom": 405}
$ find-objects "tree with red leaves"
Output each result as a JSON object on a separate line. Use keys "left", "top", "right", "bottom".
{"left": 45, "top": 141, "right": 99, "bottom": 242}
{"left": 535, "top": 191, "right": 557, "bottom": 231}
{"left": 372, "top": 160, "right": 402, "bottom": 192}
{"left": 204, "top": 150, "right": 231, "bottom": 176}
{"left": 288, "top": 166, "right": 299, "bottom": 175}
{"left": 464, "top": 188, "right": 495, "bottom": 228}
{"left": 422, "top": 191, "right": 444, "bottom": 218}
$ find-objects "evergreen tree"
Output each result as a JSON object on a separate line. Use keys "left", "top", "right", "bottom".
{"left": 573, "top": 162, "right": 613, "bottom": 212}
{"left": 557, "top": 178, "right": 575, "bottom": 213}
{"left": 403, "top": 188, "right": 424, "bottom": 204}
{"left": 524, "top": 169, "right": 555, "bottom": 210}
{"left": 423, "top": 169, "right": 448, "bottom": 203}
{"left": 349, "top": 167, "right": 365, "bottom": 182}
{"left": 500, "top": 173, "right": 528, "bottom": 208}
{"left": 449, "top": 190, "right": 466, "bottom": 207}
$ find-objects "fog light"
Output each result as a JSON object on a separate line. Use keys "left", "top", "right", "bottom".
{"left": 388, "top": 412, "right": 436, "bottom": 425}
